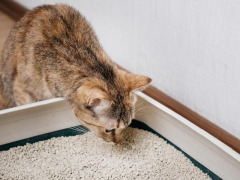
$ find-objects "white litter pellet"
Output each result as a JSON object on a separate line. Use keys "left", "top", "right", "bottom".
{"left": 0, "top": 128, "right": 211, "bottom": 180}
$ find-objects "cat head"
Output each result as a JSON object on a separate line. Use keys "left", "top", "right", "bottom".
{"left": 71, "top": 69, "right": 151, "bottom": 144}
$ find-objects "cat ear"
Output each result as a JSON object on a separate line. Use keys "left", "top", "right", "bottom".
{"left": 77, "top": 86, "right": 111, "bottom": 108}
{"left": 87, "top": 88, "right": 109, "bottom": 106}
{"left": 85, "top": 88, "right": 112, "bottom": 114}
{"left": 128, "top": 74, "right": 152, "bottom": 92}
{"left": 119, "top": 70, "right": 152, "bottom": 92}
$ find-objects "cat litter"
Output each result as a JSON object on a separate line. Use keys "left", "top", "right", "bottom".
{"left": 0, "top": 127, "right": 211, "bottom": 180}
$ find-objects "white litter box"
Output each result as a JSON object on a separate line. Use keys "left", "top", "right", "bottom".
{"left": 0, "top": 92, "right": 239, "bottom": 180}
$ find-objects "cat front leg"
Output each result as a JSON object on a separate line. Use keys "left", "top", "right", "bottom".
{"left": 13, "top": 80, "right": 35, "bottom": 106}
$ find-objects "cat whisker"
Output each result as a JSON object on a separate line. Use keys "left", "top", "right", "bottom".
{"left": 58, "top": 116, "right": 79, "bottom": 126}
{"left": 60, "top": 122, "right": 85, "bottom": 133}
{"left": 69, "top": 126, "right": 89, "bottom": 133}
{"left": 64, "top": 103, "right": 85, "bottom": 123}
{"left": 135, "top": 102, "right": 145, "bottom": 108}
{"left": 135, "top": 111, "right": 159, "bottom": 118}
{"left": 135, "top": 111, "right": 147, "bottom": 116}
{"left": 58, "top": 117, "right": 89, "bottom": 133}
{"left": 63, "top": 103, "right": 93, "bottom": 132}
{"left": 135, "top": 106, "right": 148, "bottom": 111}
{"left": 65, "top": 124, "right": 87, "bottom": 134}
{"left": 134, "top": 107, "right": 148, "bottom": 114}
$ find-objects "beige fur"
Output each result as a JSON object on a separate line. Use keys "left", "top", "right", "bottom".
{"left": 0, "top": 4, "right": 151, "bottom": 143}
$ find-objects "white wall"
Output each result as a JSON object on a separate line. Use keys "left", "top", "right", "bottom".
{"left": 16, "top": 0, "right": 240, "bottom": 139}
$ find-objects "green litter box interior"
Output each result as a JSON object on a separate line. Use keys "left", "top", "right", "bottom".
{"left": 0, "top": 119, "right": 221, "bottom": 180}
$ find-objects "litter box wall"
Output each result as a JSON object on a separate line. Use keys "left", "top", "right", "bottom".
{"left": 16, "top": 0, "right": 240, "bottom": 140}
{"left": 0, "top": 93, "right": 240, "bottom": 180}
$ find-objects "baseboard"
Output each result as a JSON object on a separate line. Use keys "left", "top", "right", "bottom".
{"left": 0, "top": 0, "right": 28, "bottom": 21}
{"left": 143, "top": 86, "right": 240, "bottom": 154}
{"left": 1, "top": 0, "right": 240, "bottom": 154}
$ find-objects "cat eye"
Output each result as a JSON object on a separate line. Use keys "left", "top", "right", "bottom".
{"left": 105, "top": 129, "right": 115, "bottom": 133}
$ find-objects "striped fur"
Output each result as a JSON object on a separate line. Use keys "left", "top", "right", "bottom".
{"left": 0, "top": 4, "right": 151, "bottom": 143}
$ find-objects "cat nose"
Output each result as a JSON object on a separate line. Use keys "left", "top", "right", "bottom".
{"left": 114, "top": 136, "right": 123, "bottom": 144}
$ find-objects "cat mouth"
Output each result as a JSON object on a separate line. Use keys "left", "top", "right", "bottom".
{"left": 97, "top": 137, "right": 116, "bottom": 145}
{"left": 80, "top": 119, "right": 122, "bottom": 144}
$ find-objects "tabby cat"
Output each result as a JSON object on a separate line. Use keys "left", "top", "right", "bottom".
{"left": 0, "top": 4, "right": 151, "bottom": 143}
